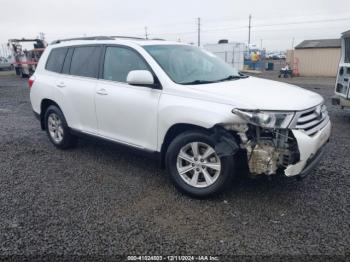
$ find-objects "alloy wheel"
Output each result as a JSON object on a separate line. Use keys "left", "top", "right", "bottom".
{"left": 176, "top": 142, "right": 221, "bottom": 188}
{"left": 47, "top": 113, "right": 64, "bottom": 144}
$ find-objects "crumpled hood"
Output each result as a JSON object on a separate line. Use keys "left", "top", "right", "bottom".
{"left": 186, "top": 77, "right": 324, "bottom": 111}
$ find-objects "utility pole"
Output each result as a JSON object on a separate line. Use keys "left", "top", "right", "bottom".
{"left": 145, "top": 26, "right": 149, "bottom": 40}
{"left": 248, "top": 14, "right": 252, "bottom": 46}
{"left": 197, "top": 17, "right": 201, "bottom": 47}
{"left": 291, "top": 37, "right": 295, "bottom": 49}
{"left": 260, "top": 39, "right": 263, "bottom": 49}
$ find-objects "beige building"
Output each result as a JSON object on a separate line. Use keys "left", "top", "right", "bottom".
{"left": 287, "top": 39, "right": 341, "bottom": 77}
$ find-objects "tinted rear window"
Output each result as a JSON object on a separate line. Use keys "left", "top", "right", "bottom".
{"left": 45, "top": 48, "right": 68, "bottom": 73}
{"left": 70, "top": 46, "right": 101, "bottom": 78}
{"left": 62, "top": 48, "right": 74, "bottom": 74}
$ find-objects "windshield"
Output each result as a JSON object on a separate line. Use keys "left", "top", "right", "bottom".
{"left": 143, "top": 45, "right": 241, "bottom": 85}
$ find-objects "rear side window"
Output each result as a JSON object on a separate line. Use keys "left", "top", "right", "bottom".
{"left": 45, "top": 48, "right": 68, "bottom": 73}
{"left": 70, "top": 46, "right": 101, "bottom": 78}
{"left": 103, "top": 46, "right": 149, "bottom": 82}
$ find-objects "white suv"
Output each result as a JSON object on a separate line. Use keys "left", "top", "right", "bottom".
{"left": 30, "top": 36, "right": 331, "bottom": 197}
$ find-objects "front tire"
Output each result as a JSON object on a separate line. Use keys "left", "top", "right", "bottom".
{"left": 165, "top": 130, "right": 236, "bottom": 198}
{"left": 44, "top": 105, "right": 77, "bottom": 149}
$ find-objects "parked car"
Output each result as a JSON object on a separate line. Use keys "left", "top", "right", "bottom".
{"left": 29, "top": 37, "right": 331, "bottom": 197}
{"left": 266, "top": 52, "right": 286, "bottom": 60}
{"left": 278, "top": 54, "right": 286, "bottom": 60}
{"left": 0, "top": 57, "right": 12, "bottom": 71}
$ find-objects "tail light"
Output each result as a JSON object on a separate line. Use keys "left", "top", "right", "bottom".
{"left": 28, "top": 76, "right": 35, "bottom": 89}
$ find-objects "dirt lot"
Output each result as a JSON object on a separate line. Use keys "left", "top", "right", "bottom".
{"left": 0, "top": 73, "right": 349, "bottom": 259}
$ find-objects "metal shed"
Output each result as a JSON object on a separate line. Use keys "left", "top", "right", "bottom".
{"left": 291, "top": 39, "right": 341, "bottom": 77}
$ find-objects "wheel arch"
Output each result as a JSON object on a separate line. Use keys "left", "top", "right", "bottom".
{"left": 160, "top": 123, "right": 211, "bottom": 168}
{"left": 40, "top": 99, "right": 62, "bottom": 130}
{"left": 160, "top": 122, "right": 242, "bottom": 168}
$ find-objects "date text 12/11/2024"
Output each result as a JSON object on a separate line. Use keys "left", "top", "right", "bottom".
{"left": 127, "top": 255, "right": 220, "bottom": 261}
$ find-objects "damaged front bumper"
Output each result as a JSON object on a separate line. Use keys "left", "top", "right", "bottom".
{"left": 284, "top": 120, "right": 331, "bottom": 177}
{"left": 229, "top": 112, "right": 331, "bottom": 178}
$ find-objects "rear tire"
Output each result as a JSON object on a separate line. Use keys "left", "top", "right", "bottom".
{"left": 165, "top": 130, "right": 236, "bottom": 198}
{"left": 44, "top": 105, "right": 77, "bottom": 149}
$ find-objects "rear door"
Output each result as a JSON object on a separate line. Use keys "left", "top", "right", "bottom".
{"left": 95, "top": 45, "right": 161, "bottom": 151}
{"left": 54, "top": 45, "right": 102, "bottom": 134}
{"left": 32, "top": 47, "right": 67, "bottom": 114}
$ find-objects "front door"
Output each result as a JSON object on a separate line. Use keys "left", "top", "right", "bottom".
{"left": 95, "top": 46, "right": 161, "bottom": 151}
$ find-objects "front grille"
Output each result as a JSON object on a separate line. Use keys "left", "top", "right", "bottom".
{"left": 294, "top": 105, "right": 329, "bottom": 136}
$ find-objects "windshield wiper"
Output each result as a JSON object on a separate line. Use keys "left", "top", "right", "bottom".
{"left": 217, "top": 74, "right": 248, "bottom": 82}
{"left": 181, "top": 74, "right": 249, "bottom": 85}
{"left": 181, "top": 80, "right": 216, "bottom": 85}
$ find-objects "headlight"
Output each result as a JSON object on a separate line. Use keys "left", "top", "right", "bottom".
{"left": 232, "top": 109, "right": 295, "bottom": 129}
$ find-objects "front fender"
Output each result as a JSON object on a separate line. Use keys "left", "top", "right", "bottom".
{"left": 157, "top": 94, "right": 244, "bottom": 151}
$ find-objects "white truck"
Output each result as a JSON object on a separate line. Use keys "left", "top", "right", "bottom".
{"left": 333, "top": 30, "right": 350, "bottom": 108}
{"left": 8, "top": 38, "right": 47, "bottom": 78}
{"left": 204, "top": 40, "right": 245, "bottom": 71}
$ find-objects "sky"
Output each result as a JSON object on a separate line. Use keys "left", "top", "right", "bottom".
{"left": 0, "top": 0, "right": 350, "bottom": 52}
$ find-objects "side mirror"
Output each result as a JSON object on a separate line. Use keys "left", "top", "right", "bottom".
{"left": 127, "top": 70, "right": 154, "bottom": 86}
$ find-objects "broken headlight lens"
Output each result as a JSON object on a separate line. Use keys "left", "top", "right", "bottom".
{"left": 232, "top": 109, "right": 295, "bottom": 129}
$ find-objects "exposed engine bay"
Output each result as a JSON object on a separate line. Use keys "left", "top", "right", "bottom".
{"left": 227, "top": 124, "right": 300, "bottom": 176}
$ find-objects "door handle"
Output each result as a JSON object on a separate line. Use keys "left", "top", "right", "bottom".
{"left": 96, "top": 89, "right": 108, "bottom": 95}
{"left": 57, "top": 82, "right": 66, "bottom": 88}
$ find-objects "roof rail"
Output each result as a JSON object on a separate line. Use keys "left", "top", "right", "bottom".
{"left": 111, "top": 35, "right": 146, "bottom": 40}
{"left": 51, "top": 36, "right": 114, "bottom": 44}
{"left": 51, "top": 35, "right": 150, "bottom": 45}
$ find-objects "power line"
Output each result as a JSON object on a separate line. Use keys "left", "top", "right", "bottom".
{"left": 199, "top": 10, "right": 350, "bottom": 24}
{"left": 254, "top": 17, "right": 350, "bottom": 28}
{"left": 201, "top": 17, "right": 350, "bottom": 32}
{"left": 150, "top": 17, "right": 350, "bottom": 36}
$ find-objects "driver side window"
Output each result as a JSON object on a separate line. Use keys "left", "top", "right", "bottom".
{"left": 103, "top": 46, "right": 149, "bottom": 83}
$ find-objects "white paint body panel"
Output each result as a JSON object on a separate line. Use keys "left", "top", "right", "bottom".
{"left": 285, "top": 121, "right": 331, "bottom": 177}
{"left": 56, "top": 74, "right": 99, "bottom": 134}
{"left": 95, "top": 80, "right": 161, "bottom": 150}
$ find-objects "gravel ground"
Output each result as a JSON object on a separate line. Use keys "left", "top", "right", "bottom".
{"left": 0, "top": 74, "right": 349, "bottom": 260}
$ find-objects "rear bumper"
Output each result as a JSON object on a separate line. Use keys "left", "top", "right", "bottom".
{"left": 284, "top": 120, "right": 331, "bottom": 177}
